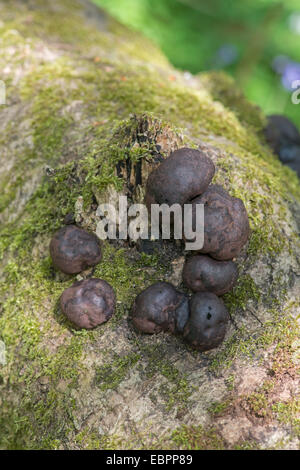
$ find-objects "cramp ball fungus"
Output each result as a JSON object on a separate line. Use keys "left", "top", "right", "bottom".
{"left": 182, "top": 255, "right": 238, "bottom": 296}
{"left": 60, "top": 278, "right": 116, "bottom": 329}
{"left": 264, "top": 114, "right": 300, "bottom": 178}
{"left": 183, "top": 292, "right": 229, "bottom": 351}
{"left": 50, "top": 225, "right": 102, "bottom": 274}
{"left": 145, "top": 147, "right": 215, "bottom": 209}
{"left": 131, "top": 281, "right": 189, "bottom": 334}
{"left": 187, "top": 184, "right": 250, "bottom": 260}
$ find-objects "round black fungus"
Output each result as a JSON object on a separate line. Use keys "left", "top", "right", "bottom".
{"left": 186, "top": 184, "right": 249, "bottom": 260}
{"left": 183, "top": 292, "right": 229, "bottom": 351}
{"left": 145, "top": 147, "right": 215, "bottom": 209}
{"left": 131, "top": 281, "right": 188, "bottom": 334}
{"left": 60, "top": 278, "right": 116, "bottom": 329}
{"left": 264, "top": 114, "right": 300, "bottom": 178}
{"left": 50, "top": 225, "right": 102, "bottom": 274}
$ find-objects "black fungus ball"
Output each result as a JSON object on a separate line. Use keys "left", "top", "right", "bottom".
{"left": 264, "top": 114, "right": 300, "bottom": 178}
{"left": 278, "top": 146, "right": 300, "bottom": 178}
{"left": 145, "top": 147, "right": 215, "bottom": 210}
{"left": 50, "top": 225, "right": 102, "bottom": 274}
{"left": 131, "top": 281, "right": 189, "bottom": 334}
{"left": 264, "top": 114, "right": 300, "bottom": 154}
{"left": 186, "top": 184, "right": 250, "bottom": 260}
{"left": 60, "top": 278, "right": 116, "bottom": 329}
{"left": 183, "top": 292, "right": 229, "bottom": 351}
{"left": 182, "top": 255, "right": 238, "bottom": 296}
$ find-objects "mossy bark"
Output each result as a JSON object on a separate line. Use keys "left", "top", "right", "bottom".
{"left": 0, "top": 0, "right": 299, "bottom": 450}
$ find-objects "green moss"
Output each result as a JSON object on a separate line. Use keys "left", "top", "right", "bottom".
{"left": 224, "top": 274, "right": 261, "bottom": 316}
{"left": 246, "top": 392, "right": 269, "bottom": 418}
{"left": 75, "top": 429, "right": 101, "bottom": 450}
{"left": 200, "top": 71, "right": 267, "bottom": 134}
{"left": 272, "top": 400, "right": 300, "bottom": 437}
{"left": 234, "top": 441, "right": 261, "bottom": 450}
{"left": 93, "top": 243, "right": 167, "bottom": 320}
{"left": 210, "top": 306, "right": 299, "bottom": 372}
{"left": 225, "top": 374, "right": 236, "bottom": 391}
{"left": 0, "top": 252, "right": 88, "bottom": 449}
{"left": 241, "top": 380, "right": 299, "bottom": 440}
{"left": 20, "top": 62, "right": 73, "bottom": 160}
{"left": 135, "top": 342, "right": 194, "bottom": 411}
{"left": 171, "top": 425, "right": 226, "bottom": 450}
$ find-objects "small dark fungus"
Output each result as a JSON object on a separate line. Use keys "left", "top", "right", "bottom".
{"left": 264, "top": 114, "right": 300, "bottom": 155}
{"left": 145, "top": 147, "right": 215, "bottom": 209}
{"left": 50, "top": 225, "right": 102, "bottom": 274}
{"left": 264, "top": 115, "right": 300, "bottom": 178}
{"left": 60, "top": 278, "right": 116, "bottom": 329}
{"left": 131, "top": 281, "right": 188, "bottom": 334}
{"left": 183, "top": 292, "right": 229, "bottom": 351}
{"left": 186, "top": 185, "right": 249, "bottom": 260}
{"left": 182, "top": 255, "right": 238, "bottom": 295}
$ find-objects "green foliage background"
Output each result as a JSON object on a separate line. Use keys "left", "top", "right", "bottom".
{"left": 93, "top": 0, "right": 300, "bottom": 127}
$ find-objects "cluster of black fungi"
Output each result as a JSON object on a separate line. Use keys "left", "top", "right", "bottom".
{"left": 50, "top": 147, "right": 250, "bottom": 352}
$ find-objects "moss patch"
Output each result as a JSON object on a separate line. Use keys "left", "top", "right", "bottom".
{"left": 0, "top": 0, "right": 299, "bottom": 451}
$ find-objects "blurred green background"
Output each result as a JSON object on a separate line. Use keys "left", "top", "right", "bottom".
{"left": 93, "top": 0, "right": 300, "bottom": 127}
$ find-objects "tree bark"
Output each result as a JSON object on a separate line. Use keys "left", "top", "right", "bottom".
{"left": 0, "top": 0, "right": 299, "bottom": 450}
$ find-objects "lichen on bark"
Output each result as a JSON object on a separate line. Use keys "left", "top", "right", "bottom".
{"left": 0, "top": 0, "right": 299, "bottom": 450}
